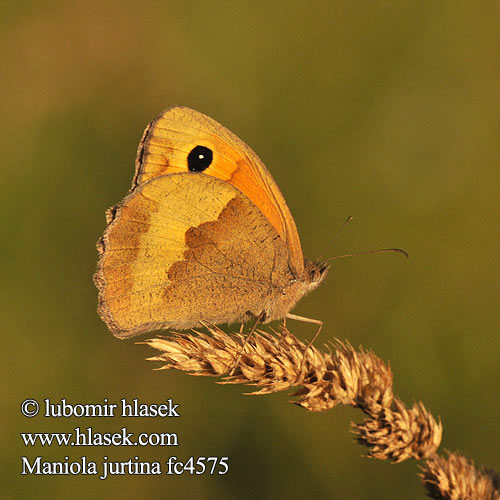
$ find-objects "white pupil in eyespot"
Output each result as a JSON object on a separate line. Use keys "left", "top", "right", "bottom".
{"left": 198, "top": 154, "right": 204, "bottom": 159}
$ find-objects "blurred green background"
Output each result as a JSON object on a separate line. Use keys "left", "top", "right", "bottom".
{"left": 4, "top": 1, "right": 499, "bottom": 499}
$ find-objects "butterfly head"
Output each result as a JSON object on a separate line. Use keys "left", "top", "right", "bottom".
{"left": 303, "top": 259, "right": 330, "bottom": 291}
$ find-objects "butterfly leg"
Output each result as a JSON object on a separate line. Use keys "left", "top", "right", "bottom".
{"left": 277, "top": 316, "right": 289, "bottom": 347}
{"left": 229, "top": 315, "right": 263, "bottom": 375}
{"left": 285, "top": 313, "right": 323, "bottom": 376}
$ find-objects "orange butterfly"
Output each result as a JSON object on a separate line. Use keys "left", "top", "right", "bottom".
{"left": 95, "top": 107, "right": 328, "bottom": 338}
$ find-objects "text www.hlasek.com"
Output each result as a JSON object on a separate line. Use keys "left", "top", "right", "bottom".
{"left": 21, "top": 427, "right": 178, "bottom": 447}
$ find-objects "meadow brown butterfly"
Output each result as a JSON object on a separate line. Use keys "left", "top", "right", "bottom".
{"left": 95, "top": 106, "right": 328, "bottom": 338}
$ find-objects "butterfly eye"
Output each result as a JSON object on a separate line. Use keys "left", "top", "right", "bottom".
{"left": 187, "top": 145, "right": 213, "bottom": 172}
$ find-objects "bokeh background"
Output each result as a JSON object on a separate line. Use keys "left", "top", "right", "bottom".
{"left": 3, "top": 2, "right": 499, "bottom": 499}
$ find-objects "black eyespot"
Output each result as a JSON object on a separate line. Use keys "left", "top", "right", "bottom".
{"left": 187, "top": 145, "right": 213, "bottom": 172}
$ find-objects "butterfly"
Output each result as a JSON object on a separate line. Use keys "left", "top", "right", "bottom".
{"left": 94, "top": 106, "right": 328, "bottom": 338}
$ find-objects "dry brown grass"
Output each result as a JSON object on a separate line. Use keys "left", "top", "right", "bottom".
{"left": 421, "top": 452, "right": 500, "bottom": 500}
{"left": 143, "top": 325, "right": 499, "bottom": 499}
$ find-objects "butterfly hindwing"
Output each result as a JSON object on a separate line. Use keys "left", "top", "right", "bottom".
{"left": 95, "top": 173, "right": 291, "bottom": 337}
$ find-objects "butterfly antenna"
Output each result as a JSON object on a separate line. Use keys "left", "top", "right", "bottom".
{"left": 316, "top": 215, "right": 354, "bottom": 262}
{"left": 324, "top": 247, "right": 409, "bottom": 263}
